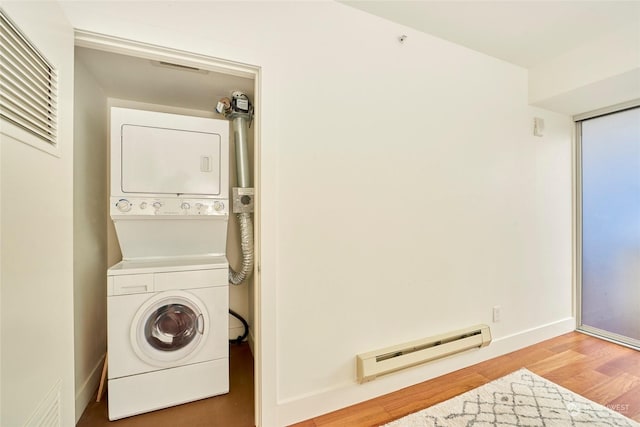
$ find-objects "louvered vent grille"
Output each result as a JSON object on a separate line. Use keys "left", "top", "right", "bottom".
{"left": 0, "top": 10, "right": 58, "bottom": 145}
{"left": 25, "top": 380, "right": 61, "bottom": 427}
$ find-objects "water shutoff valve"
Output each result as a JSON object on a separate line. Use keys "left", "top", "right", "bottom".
{"left": 232, "top": 187, "right": 254, "bottom": 213}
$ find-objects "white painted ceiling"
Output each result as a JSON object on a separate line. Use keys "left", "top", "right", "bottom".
{"left": 76, "top": 47, "right": 254, "bottom": 112}
{"left": 340, "top": 1, "right": 640, "bottom": 68}
{"left": 75, "top": 1, "right": 638, "bottom": 109}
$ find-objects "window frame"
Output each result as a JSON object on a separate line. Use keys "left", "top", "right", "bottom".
{"left": 574, "top": 100, "right": 640, "bottom": 349}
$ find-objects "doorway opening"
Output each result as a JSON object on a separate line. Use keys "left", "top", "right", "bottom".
{"left": 71, "top": 31, "right": 262, "bottom": 424}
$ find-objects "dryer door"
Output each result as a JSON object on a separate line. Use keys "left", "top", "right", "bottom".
{"left": 121, "top": 124, "right": 222, "bottom": 196}
{"left": 130, "top": 290, "right": 210, "bottom": 367}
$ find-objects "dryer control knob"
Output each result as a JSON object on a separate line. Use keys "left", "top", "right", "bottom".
{"left": 139, "top": 202, "right": 148, "bottom": 210}
{"left": 152, "top": 201, "right": 162, "bottom": 210}
{"left": 181, "top": 202, "right": 191, "bottom": 210}
{"left": 213, "top": 201, "right": 224, "bottom": 211}
{"left": 116, "top": 199, "right": 132, "bottom": 212}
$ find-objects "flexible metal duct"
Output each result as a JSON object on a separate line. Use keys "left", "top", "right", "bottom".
{"left": 228, "top": 112, "right": 254, "bottom": 285}
{"left": 229, "top": 212, "right": 254, "bottom": 285}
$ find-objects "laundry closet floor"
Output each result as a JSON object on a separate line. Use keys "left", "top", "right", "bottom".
{"left": 77, "top": 343, "right": 254, "bottom": 427}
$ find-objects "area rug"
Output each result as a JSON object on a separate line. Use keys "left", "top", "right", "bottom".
{"left": 382, "top": 368, "right": 639, "bottom": 426}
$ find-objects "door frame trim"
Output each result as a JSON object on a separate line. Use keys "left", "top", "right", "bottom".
{"left": 73, "top": 29, "right": 264, "bottom": 425}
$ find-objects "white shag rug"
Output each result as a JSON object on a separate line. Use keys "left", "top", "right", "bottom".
{"left": 383, "top": 368, "right": 639, "bottom": 426}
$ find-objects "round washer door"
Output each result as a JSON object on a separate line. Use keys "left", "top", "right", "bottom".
{"left": 130, "top": 290, "right": 210, "bottom": 367}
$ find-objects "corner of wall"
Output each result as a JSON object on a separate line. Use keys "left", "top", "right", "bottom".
{"left": 73, "top": 58, "right": 109, "bottom": 422}
{"left": 74, "top": 354, "right": 106, "bottom": 423}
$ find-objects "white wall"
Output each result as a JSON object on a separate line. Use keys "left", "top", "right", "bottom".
{"left": 529, "top": 22, "right": 640, "bottom": 115}
{"left": 59, "top": 1, "right": 574, "bottom": 426}
{"left": 0, "top": 2, "right": 76, "bottom": 426}
{"left": 73, "top": 59, "right": 108, "bottom": 422}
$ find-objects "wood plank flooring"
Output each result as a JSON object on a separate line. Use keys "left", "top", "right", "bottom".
{"left": 292, "top": 332, "right": 640, "bottom": 427}
{"left": 77, "top": 342, "right": 254, "bottom": 427}
{"left": 77, "top": 333, "right": 639, "bottom": 426}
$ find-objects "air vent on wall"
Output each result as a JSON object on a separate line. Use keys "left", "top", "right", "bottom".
{"left": 25, "top": 380, "right": 61, "bottom": 427}
{"left": 151, "top": 60, "right": 208, "bottom": 74}
{"left": 0, "top": 9, "right": 58, "bottom": 146}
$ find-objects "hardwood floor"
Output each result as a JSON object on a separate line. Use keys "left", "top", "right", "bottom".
{"left": 292, "top": 332, "right": 640, "bottom": 427}
{"left": 77, "top": 342, "right": 254, "bottom": 427}
{"left": 77, "top": 333, "right": 639, "bottom": 427}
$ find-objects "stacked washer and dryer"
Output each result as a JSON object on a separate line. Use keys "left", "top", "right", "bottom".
{"left": 107, "top": 107, "right": 233, "bottom": 420}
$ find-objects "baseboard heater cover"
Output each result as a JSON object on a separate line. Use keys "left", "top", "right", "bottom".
{"left": 356, "top": 324, "right": 492, "bottom": 383}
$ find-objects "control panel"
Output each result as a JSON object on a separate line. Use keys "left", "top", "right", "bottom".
{"left": 110, "top": 197, "right": 228, "bottom": 217}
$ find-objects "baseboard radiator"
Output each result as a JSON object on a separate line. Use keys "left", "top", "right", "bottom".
{"left": 356, "top": 324, "right": 492, "bottom": 383}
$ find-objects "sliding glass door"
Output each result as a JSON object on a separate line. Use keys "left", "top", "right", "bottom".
{"left": 578, "top": 106, "right": 640, "bottom": 348}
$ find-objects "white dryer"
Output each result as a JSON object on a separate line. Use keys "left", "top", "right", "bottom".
{"left": 107, "top": 257, "right": 229, "bottom": 420}
{"left": 109, "top": 107, "right": 230, "bottom": 260}
{"left": 107, "top": 108, "right": 232, "bottom": 420}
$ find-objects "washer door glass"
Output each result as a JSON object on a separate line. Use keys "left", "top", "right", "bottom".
{"left": 131, "top": 291, "right": 209, "bottom": 366}
{"left": 145, "top": 303, "right": 199, "bottom": 351}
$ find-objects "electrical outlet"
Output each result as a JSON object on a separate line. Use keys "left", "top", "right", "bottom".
{"left": 493, "top": 306, "right": 501, "bottom": 323}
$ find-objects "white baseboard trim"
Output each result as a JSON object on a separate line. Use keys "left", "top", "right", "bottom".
{"left": 276, "top": 317, "right": 576, "bottom": 426}
{"left": 75, "top": 353, "right": 106, "bottom": 423}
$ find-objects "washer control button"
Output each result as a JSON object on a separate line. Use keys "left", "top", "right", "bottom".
{"left": 213, "top": 201, "right": 224, "bottom": 211}
{"left": 139, "top": 202, "right": 148, "bottom": 210}
{"left": 181, "top": 202, "right": 191, "bottom": 210}
{"left": 152, "top": 202, "right": 162, "bottom": 210}
{"left": 116, "top": 199, "right": 131, "bottom": 212}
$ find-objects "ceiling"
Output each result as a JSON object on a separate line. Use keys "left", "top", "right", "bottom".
{"left": 76, "top": 47, "right": 254, "bottom": 112}
{"left": 75, "top": 2, "right": 637, "bottom": 109}
{"left": 340, "top": 1, "right": 640, "bottom": 68}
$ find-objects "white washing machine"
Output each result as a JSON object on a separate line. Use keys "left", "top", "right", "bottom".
{"left": 107, "top": 256, "right": 229, "bottom": 420}
{"left": 107, "top": 108, "right": 231, "bottom": 420}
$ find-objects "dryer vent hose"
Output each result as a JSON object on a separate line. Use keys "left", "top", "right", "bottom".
{"left": 229, "top": 213, "right": 254, "bottom": 286}
{"left": 225, "top": 105, "right": 254, "bottom": 286}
